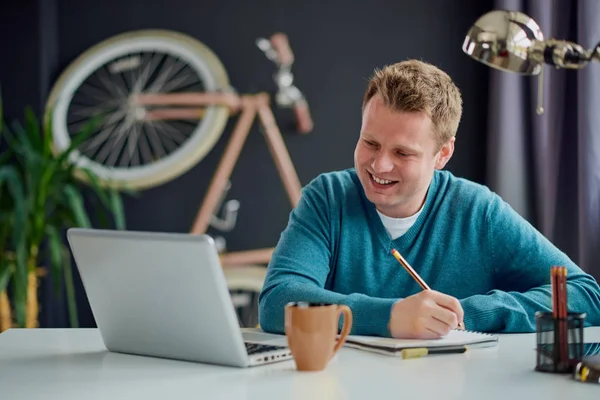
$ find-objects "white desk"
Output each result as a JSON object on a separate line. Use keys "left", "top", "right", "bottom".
{"left": 1, "top": 328, "right": 599, "bottom": 399}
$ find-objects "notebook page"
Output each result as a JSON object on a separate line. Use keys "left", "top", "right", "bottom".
{"left": 346, "top": 330, "right": 497, "bottom": 349}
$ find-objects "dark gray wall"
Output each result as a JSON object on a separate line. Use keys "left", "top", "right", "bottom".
{"left": 0, "top": 0, "right": 493, "bottom": 327}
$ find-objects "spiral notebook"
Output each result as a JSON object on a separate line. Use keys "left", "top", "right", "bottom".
{"left": 345, "top": 330, "right": 498, "bottom": 356}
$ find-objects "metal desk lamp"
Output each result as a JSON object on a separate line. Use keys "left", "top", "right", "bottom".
{"left": 462, "top": 9, "right": 600, "bottom": 114}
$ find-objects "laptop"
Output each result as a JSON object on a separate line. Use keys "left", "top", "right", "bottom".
{"left": 66, "top": 228, "right": 292, "bottom": 368}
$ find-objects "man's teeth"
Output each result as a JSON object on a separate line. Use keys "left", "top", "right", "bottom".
{"left": 371, "top": 174, "right": 393, "bottom": 185}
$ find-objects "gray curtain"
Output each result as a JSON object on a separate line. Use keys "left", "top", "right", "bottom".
{"left": 488, "top": 0, "right": 600, "bottom": 281}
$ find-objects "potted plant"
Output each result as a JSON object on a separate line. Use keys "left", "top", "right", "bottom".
{"left": 0, "top": 92, "right": 129, "bottom": 331}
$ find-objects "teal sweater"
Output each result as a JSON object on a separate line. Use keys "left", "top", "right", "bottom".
{"left": 258, "top": 169, "right": 600, "bottom": 337}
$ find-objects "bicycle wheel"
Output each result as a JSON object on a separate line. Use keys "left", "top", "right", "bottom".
{"left": 46, "top": 30, "right": 231, "bottom": 189}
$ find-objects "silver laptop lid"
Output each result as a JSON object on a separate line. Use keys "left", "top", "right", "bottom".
{"left": 67, "top": 228, "right": 249, "bottom": 367}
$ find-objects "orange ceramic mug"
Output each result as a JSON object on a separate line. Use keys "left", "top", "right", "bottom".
{"left": 284, "top": 302, "right": 353, "bottom": 371}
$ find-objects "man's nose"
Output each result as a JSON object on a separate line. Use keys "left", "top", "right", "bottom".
{"left": 371, "top": 152, "right": 394, "bottom": 173}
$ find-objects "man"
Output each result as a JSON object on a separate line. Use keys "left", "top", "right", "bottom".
{"left": 258, "top": 59, "right": 600, "bottom": 339}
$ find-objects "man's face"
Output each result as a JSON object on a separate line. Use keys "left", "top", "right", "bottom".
{"left": 353, "top": 95, "right": 454, "bottom": 218}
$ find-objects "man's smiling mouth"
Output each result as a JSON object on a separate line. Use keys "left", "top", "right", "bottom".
{"left": 369, "top": 172, "right": 398, "bottom": 185}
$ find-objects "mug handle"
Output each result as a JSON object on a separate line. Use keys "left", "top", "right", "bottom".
{"left": 284, "top": 304, "right": 294, "bottom": 349}
{"left": 332, "top": 305, "right": 353, "bottom": 356}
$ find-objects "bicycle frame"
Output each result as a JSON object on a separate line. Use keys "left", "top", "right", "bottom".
{"left": 134, "top": 32, "right": 311, "bottom": 267}
{"left": 134, "top": 91, "right": 303, "bottom": 266}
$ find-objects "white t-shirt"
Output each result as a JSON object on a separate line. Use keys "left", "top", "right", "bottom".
{"left": 376, "top": 204, "right": 424, "bottom": 240}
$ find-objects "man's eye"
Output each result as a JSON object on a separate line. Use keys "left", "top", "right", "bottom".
{"left": 364, "top": 140, "right": 376, "bottom": 147}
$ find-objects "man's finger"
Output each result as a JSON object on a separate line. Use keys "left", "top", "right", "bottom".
{"left": 426, "top": 317, "right": 452, "bottom": 337}
{"left": 431, "top": 306, "right": 458, "bottom": 330}
{"left": 431, "top": 291, "right": 464, "bottom": 323}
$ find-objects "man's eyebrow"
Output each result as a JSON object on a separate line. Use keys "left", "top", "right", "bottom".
{"left": 360, "top": 133, "right": 384, "bottom": 143}
{"left": 360, "top": 132, "right": 422, "bottom": 153}
{"left": 394, "top": 144, "right": 421, "bottom": 154}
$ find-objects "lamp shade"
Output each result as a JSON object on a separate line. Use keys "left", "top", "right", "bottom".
{"left": 462, "top": 10, "right": 545, "bottom": 75}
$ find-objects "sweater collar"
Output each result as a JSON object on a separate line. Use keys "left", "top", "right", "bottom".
{"left": 353, "top": 169, "right": 441, "bottom": 253}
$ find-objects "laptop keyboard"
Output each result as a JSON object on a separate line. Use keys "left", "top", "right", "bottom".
{"left": 245, "top": 342, "right": 285, "bottom": 355}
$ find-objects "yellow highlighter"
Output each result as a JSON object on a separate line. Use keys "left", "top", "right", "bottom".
{"left": 401, "top": 346, "right": 468, "bottom": 359}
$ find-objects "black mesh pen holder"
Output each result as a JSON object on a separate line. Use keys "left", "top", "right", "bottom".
{"left": 535, "top": 311, "right": 586, "bottom": 373}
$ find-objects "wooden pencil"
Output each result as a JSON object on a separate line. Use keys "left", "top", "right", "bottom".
{"left": 551, "top": 266, "right": 557, "bottom": 319}
{"left": 391, "top": 249, "right": 430, "bottom": 290}
{"left": 552, "top": 266, "right": 569, "bottom": 366}
{"left": 390, "top": 248, "right": 465, "bottom": 330}
{"left": 561, "top": 267, "right": 568, "bottom": 363}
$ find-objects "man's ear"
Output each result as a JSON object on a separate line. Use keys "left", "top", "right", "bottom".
{"left": 435, "top": 137, "right": 455, "bottom": 170}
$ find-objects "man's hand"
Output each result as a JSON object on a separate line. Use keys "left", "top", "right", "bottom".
{"left": 388, "top": 290, "right": 464, "bottom": 339}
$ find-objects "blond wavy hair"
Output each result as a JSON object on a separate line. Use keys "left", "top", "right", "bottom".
{"left": 362, "top": 59, "right": 463, "bottom": 149}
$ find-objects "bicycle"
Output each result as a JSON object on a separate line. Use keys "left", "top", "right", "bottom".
{"left": 46, "top": 30, "right": 313, "bottom": 327}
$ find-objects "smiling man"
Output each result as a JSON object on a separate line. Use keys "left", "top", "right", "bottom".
{"left": 258, "top": 60, "right": 600, "bottom": 339}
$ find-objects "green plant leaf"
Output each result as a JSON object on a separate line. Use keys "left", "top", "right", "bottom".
{"left": 3, "top": 129, "right": 31, "bottom": 183}
{"left": 0, "top": 102, "right": 133, "bottom": 328}
{"left": 47, "top": 209, "right": 75, "bottom": 232}
{"left": 0, "top": 213, "right": 10, "bottom": 267}
{"left": 10, "top": 120, "right": 35, "bottom": 161}
{"left": 42, "top": 105, "right": 52, "bottom": 159}
{"left": 7, "top": 120, "right": 43, "bottom": 214}
{"left": 24, "top": 106, "right": 42, "bottom": 153}
{"left": 0, "top": 124, "right": 23, "bottom": 158}
{"left": 79, "top": 168, "right": 110, "bottom": 208}
{"left": 45, "top": 225, "right": 63, "bottom": 293}
{"left": 63, "top": 185, "right": 91, "bottom": 228}
{"left": 87, "top": 194, "right": 110, "bottom": 228}
{"left": 1, "top": 165, "right": 29, "bottom": 328}
{"left": 12, "top": 240, "right": 28, "bottom": 328}
{"left": 109, "top": 188, "right": 126, "bottom": 230}
{"left": 0, "top": 145, "right": 12, "bottom": 165}
{"left": 37, "top": 151, "right": 64, "bottom": 225}
{"left": 55, "top": 115, "right": 102, "bottom": 166}
{"left": 0, "top": 260, "right": 11, "bottom": 294}
{"left": 62, "top": 247, "right": 79, "bottom": 328}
